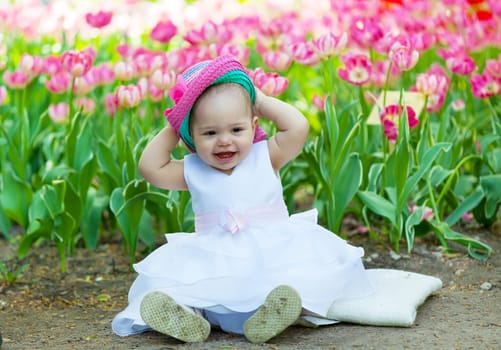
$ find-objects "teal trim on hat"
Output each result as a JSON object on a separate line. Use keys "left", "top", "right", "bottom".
{"left": 179, "top": 69, "right": 256, "bottom": 152}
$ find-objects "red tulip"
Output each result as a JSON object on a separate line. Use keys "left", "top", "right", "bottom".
{"left": 380, "top": 104, "right": 418, "bottom": 141}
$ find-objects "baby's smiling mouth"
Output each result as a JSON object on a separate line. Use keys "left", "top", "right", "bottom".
{"left": 215, "top": 151, "right": 236, "bottom": 160}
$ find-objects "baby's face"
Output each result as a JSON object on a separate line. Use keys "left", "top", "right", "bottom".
{"left": 191, "top": 85, "right": 257, "bottom": 175}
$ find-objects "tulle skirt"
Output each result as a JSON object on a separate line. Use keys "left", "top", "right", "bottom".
{"left": 112, "top": 210, "right": 374, "bottom": 336}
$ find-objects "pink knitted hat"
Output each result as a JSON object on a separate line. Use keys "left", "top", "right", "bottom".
{"left": 164, "top": 55, "right": 267, "bottom": 152}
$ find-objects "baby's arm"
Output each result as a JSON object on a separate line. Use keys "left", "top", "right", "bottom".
{"left": 254, "top": 89, "right": 309, "bottom": 172}
{"left": 138, "top": 125, "right": 188, "bottom": 190}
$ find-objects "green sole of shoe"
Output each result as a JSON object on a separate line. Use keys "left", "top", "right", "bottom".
{"left": 244, "top": 285, "right": 302, "bottom": 343}
{"left": 140, "top": 291, "right": 210, "bottom": 343}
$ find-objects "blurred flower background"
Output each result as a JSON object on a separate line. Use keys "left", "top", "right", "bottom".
{"left": 0, "top": 0, "right": 500, "bottom": 270}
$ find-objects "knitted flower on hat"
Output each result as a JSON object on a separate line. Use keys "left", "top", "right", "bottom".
{"left": 164, "top": 55, "right": 267, "bottom": 152}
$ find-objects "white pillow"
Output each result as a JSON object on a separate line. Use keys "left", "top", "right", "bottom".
{"left": 326, "top": 269, "right": 442, "bottom": 327}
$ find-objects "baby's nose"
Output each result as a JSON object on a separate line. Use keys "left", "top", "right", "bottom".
{"left": 217, "top": 133, "right": 231, "bottom": 145}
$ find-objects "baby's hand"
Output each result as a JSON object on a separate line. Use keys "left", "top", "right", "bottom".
{"left": 253, "top": 87, "right": 266, "bottom": 117}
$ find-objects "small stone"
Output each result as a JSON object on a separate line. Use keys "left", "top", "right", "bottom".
{"left": 389, "top": 251, "right": 401, "bottom": 261}
{"left": 432, "top": 251, "right": 443, "bottom": 259}
{"left": 370, "top": 253, "right": 379, "bottom": 259}
{"left": 480, "top": 282, "right": 492, "bottom": 291}
{"left": 454, "top": 269, "right": 465, "bottom": 277}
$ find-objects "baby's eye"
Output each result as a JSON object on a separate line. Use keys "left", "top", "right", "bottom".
{"left": 203, "top": 130, "right": 216, "bottom": 136}
{"left": 232, "top": 127, "right": 243, "bottom": 133}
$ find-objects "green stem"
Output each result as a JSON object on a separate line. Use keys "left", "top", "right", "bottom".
{"left": 426, "top": 178, "right": 440, "bottom": 221}
{"left": 435, "top": 154, "right": 482, "bottom": 209}
{"left": 383, "top": 61, "right": 393, "bottom": 108}
{"left": 68, "top": 77, "right": 75, "bottom": 122}
{"left": 381, "top": 137, "right": 389, "bottom": 193}
{"left": 115, "top": 108, "right": 125, "bottom": 165}
{"left": 485, "top": 97, "right": 500, "bottom": 136}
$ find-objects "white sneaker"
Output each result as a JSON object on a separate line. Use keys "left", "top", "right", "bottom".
{"left": 140, "top": 291, "right": 210, "bottom": 342}
{"left": 243, "top": 285, "right": 302, "bottom": 343}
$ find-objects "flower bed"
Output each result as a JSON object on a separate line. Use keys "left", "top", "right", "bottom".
{"left": 0, "top": 0, "right": 500, "bottom": 271}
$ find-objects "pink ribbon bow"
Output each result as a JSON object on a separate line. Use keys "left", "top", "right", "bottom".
{"left": 221, "top": 209, "right": 248, "bottom": 234}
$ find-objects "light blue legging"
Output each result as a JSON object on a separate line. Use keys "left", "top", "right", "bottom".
{"left": 202, "top": 309, "right": 257, "bottom": 334}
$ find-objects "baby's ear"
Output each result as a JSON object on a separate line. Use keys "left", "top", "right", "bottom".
{"left": 252, "top": 116, "right": 259, "bottom": 129}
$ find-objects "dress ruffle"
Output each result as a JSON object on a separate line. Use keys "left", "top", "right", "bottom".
{"left": 112, "top": 210, "right": 374, "bottom": 336}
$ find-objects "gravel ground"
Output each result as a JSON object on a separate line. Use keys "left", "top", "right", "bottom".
{"left": 0, "top": 223, "right": 500, "bottom": 350}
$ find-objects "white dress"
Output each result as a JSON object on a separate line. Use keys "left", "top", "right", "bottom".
{"left": 112, "top": 140, "right": 374, "bottom": 336}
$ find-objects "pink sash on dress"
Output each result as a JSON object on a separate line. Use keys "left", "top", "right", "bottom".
{"left": 195, "top": 203, "right": 289, "bottom": 233}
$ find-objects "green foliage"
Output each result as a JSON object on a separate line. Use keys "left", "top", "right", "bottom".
{"left": 303, "top": 99, "right": 363, "bottom": 233}
{"left": 0, "top": 260, "right": 29, "bottom": 284}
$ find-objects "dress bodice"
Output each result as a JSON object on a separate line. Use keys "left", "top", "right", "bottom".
{"left": 183, "top": 141, "right": 285, "bottom": 215}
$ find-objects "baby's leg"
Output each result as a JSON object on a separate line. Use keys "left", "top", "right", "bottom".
{"left": 243, "top": 285, "right": 302, "bottom": 343}
{"left": 140, "top": 291, "right": 210, "bottom": 342}
{"left": 203, "top": 309, "right": 257, "bottom": 334}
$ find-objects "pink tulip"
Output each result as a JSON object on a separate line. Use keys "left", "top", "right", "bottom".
{"left": 484, "top": 54, "right": 501, "bottom": 78}
{"left": 45, "top": 72, "right": 71, "bottom": 94}
{"left": 312, "top": 32, "right": 347, "bottom": 59}
{"left": 105, "top": 92, "right": 119, "bottom": 116}
{"left": 461, "top": 212, "right": 474, "bottom": 222}
{"left": 48, "top": 102, "right": 70, "bottom": 123}
{"left": 0, "top": 86, "right": 7, "bottom": 105}
{"left": 74, "top": 72, "right": 97, "bottom": 95}
{"left": 409, "top": 205, "right": 434, "bottom": 222}
{"left": 248, "top": 68, "right": 289, "bottom": 97}
{"left": 287, "top": 41, "right": 319, "bottom": 66}
{"left": 410, "top": 32, "right": 436, "bottom": 52}
{"left": 133, "top": 52, "right": 158, "bottom": 77}
{"left": 337, "top": 53, "right": 372, "bottom": 86}
{"left": 150, "top": 20, "right": 177, "bottom": 44}
{"left": 470, "top": 73, "right": 501, "bottom": 98}
{"left": 488, "top": 0, "right": 501, "bottom": 17}
{"left": 147, "top": 81, "right": 164, "bottom": 103}
{"left": 428, "top": 63, "right": 451, "bottom": 87}
{"left": 389, "top": 40, "right": 419, "bottom": 72}
{"left": 61, "top": 50, "right": 93, "bottom": 77}
{"left": 151, "top": 68, "right": 177, "bottom": 91}
{"left": 415, "top": 73, "right": 448, "bottom": 96}
{"left": 262, "top": 51, "right": 292, "bottom": 71}
{"left": 91, "top": 64, "right": 115, "bottom": 86}
{"left": 114, "top": 61, "right": 136, "bottom": 81}
{"left": 371, "top": 60, "right": 397, "bottom": 88}
{"left": 349, "top": 16, "right": 384, "bottom": 49}
{"left": 374, "top": 32, "right": 398, "bottom": 55}
{"left": 115, "top": 84, "right": 142, "bottom": 108}
{"left": 183, "top": 20, "right": 232, "bottom": 46}
{"left": 3, "top": 70, "right": 30, "bottom": 89}
{"left": 74, "top": 97, "right": 96, "bottom": 115}
{"left": 312, "top": 94, "right": 336, "bottom": 111}
{"left": 426, "top": 93, "right": 446, "bottom": 113}
{"left": 446, "top": 55, "right": 476, "bottom": 76}
{"left": 85, "top": 10, "right": 112, "bottom": 29}
{"left": 116, "top": 44, "right": 134, "bottom": 59}
{"left": 380, "top": 104, "right": 418, "bottom": 141}
{"left": 209, "top": 44, "right": 249, "bottom": 66}
{"left": 20, "top": 54, "right": 44, "bottom": 77}
{"left": 451, "top": 99, "right": 465, "bottom": 111}
{"left": 42, "top": 56, "right": 64, "bottom": 75}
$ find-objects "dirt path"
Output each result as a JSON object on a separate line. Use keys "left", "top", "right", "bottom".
{"left": 1, "top": 224, "right": 500, "bottom": 350}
